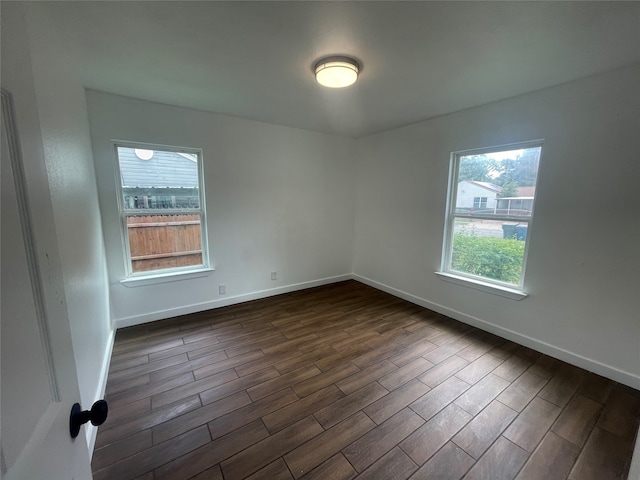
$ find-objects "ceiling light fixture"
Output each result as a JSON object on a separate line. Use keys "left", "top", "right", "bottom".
{"left": 314, "top": 56, "right": 360, "bottom": 88}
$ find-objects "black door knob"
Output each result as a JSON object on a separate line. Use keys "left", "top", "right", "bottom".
{"left": 69, "top": 400, "right": 108, "bottom": 438}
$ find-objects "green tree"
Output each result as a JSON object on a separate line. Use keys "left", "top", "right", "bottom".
{"left": 495, "top": 149, "right": 540, "bottom": 188}
{"left": 498, "top": 181, "right": 518, "bottom": 198}
{"left": 459, "top": 155, "right": 499, "bottom": 183}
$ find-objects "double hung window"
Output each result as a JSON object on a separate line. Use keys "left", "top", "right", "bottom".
{"left": 114, "top": 143, "right": 209, "bottom": 277}
{"left": 441, "top": 141, "right": 543, "bottom": 293}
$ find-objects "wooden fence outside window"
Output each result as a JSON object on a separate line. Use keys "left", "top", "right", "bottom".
{"left": 127, "top": 214, "right": 202, "bottom": 272}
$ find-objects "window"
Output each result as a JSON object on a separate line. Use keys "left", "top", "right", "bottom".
{"left": 115, "top": 143, "right": 209, "bottom": 277}
{"left": 473, "top": 197, "right": 488, "bottom": 209}
{"left": 441, "top": 141, "right": 543, "bottom": 293}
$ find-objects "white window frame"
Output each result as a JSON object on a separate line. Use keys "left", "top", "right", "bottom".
{"left": 113, "top": 141, "right": 211, "bottom": 282}
{"left": 473, "top": 197, "right": 488, "bottom": 209}
{"left": 438, "top": 140, "right": 544, "bottom": 299}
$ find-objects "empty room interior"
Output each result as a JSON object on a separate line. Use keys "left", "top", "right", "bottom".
{"left": 1, "top": 2, "right": 639, "bottom": 479}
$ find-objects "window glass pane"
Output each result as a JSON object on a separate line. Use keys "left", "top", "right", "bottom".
{"left": 126, "top": 214, "right": 203, "bottom": 273}
{"left": 450, "top": 218, "right": 526, "bottom": 285}
{"left": 455, "top": 147, "right": 540, "bottom": 218}
{"left": 117, "top": 147, "right": 200, "bottom": 210}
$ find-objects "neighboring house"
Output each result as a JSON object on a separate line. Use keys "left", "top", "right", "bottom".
{"left": 496, "top": 186, "right": 536, "bottom": 216}
{"left": 457, "top": 182, "right": 536, "bottom": 215}
{"left": 118, "top": 147, "right": 200, "bottom": 209}
{"left": 456, "top": 181, "right": 502, "bottom": 211}
{"left": 515, "top": 186, "right": 535, "bottom": 197}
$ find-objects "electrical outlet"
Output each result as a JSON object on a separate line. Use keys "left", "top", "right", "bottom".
{"left": 271, "top": 271, "right": 277, "bottom": 281}
{"left": 219, "top": 284, "right": 226, "bottom": 295}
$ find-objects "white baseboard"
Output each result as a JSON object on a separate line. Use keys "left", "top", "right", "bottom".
{"left": 86, "top": 327, "right": 115, "bottom": 458}
{"left": 114, "top": 274, "right": 352, "bottom": 329}
{"left": 353, "top": 274, "right": 640, "bottom": 391}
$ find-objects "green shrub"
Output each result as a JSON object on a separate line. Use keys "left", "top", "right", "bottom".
{"left": 452, "top": 234, "right": 525, "bottom": 284}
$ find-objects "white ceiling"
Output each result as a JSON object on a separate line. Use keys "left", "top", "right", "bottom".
{"left": 28, "top": 1, "right": 640, "bottom": 137}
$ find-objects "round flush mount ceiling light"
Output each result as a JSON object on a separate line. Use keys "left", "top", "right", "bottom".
{"left": 314, "top": 56, "right": 360, "bottom": 88}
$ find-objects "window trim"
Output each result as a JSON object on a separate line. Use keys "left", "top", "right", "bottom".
{"left": 438, "top": 140, "right": 544, "bottom": 296}
{"left": 113, "top": 140, "right": 211, "bottom": 280}
{"left": 120, "top": 267, "right": 215, "bottom": 287}
{"left": 435, "top": 271, "right": 528, "bottom": 300}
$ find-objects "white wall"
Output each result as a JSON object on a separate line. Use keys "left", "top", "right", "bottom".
{"left": 353, "top": 64, "right": 640, "bottom": 389}
{"left": 87, "top": 91, "right": 356, "bottom": 327}
{"left": 15, "top": 4, "right": 114, "bottom": 449}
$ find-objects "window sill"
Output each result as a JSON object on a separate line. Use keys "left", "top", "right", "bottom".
{"left": 435, "top": 271, "right": 528, "bottom": 300}
{"left": 120, "top": 267, "right": 215, "bottom": 287}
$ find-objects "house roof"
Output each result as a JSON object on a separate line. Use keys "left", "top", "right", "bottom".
{"left": 118, "top": 147, "right": 198, "bottom": 189}
{"left": 516, "top": 186, "right": 536, "bottom": 197}
{"left": 462, "top": 181, "right": 503, "bottom": 194}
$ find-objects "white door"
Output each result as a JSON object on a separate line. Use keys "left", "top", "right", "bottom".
{"left": 1, "top": 90, "right": 93, "bottom": 479}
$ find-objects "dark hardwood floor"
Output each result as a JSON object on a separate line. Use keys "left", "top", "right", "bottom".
{"left": 92, "top": 280, "right": 640, "bottom": 480}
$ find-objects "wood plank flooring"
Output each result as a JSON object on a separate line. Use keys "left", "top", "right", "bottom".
{"left": 93, "top": 280, "right": 640, "bottom": 480}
